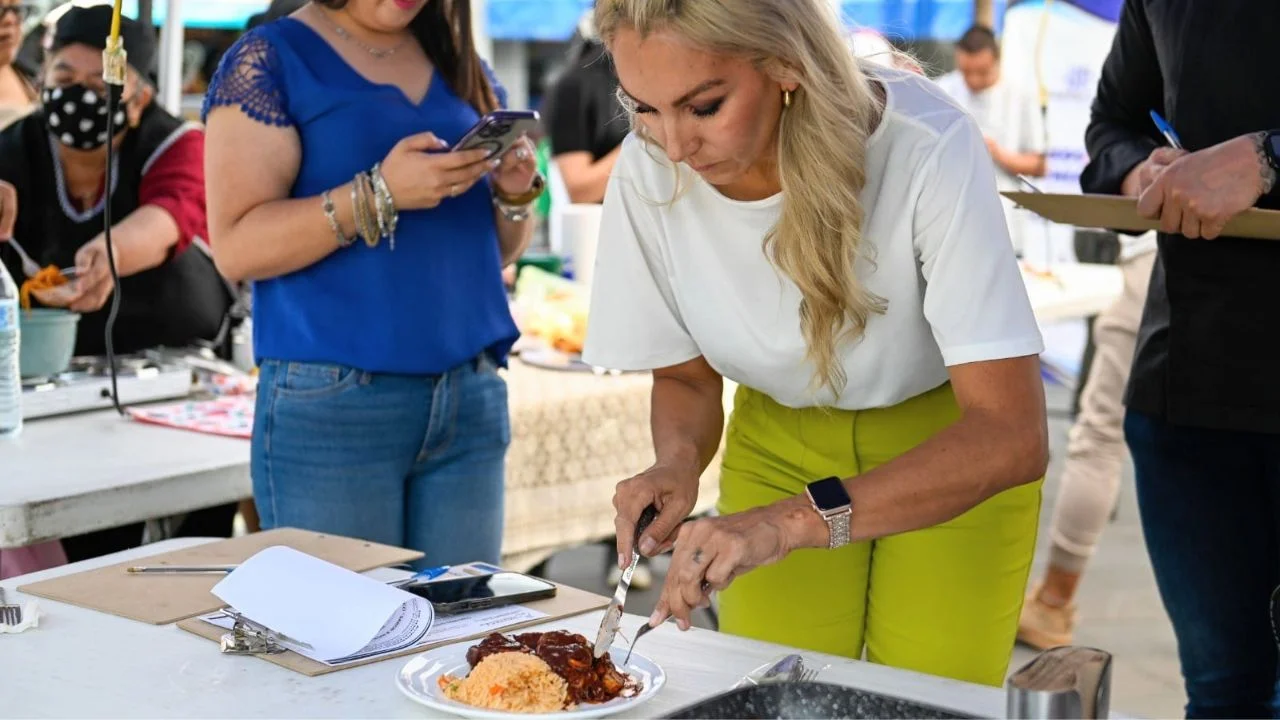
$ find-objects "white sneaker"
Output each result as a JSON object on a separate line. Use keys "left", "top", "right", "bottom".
{"left": 606, "top": 560, "right": 653, "bottom": 590}
{"left": 630, "top": 562, "right": 653, "bottom": 590}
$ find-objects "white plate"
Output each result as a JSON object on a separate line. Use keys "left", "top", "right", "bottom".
{"left": 395, "top": 642, "right": 666, "bottom": 719}
{"left": 517, "top": 349, "right": 631, "bottom": 376}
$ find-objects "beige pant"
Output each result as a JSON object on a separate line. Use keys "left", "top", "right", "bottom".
{"left": 1048, "top": 251, "right": 1156, "bottom": 573}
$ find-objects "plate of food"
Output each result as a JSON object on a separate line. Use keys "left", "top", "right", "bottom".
{"left": 396, "top": 630, "right": 665, "bottom": 719}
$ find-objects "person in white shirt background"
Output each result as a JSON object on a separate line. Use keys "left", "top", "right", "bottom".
{"left": 935, "top": 25, "right": 1047, "bottom": 255}
{"left": 582, "top": 0, "right": 1049, "bottom": 686}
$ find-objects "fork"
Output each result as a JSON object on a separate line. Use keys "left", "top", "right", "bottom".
{"left": 789, "top": 658, "right": 821, "bottom": 683}
{"left": 5, "top": 238, "right": 41, "bottom": 278}
{"left": 622, "top": 618, "right": 664, "bottom": 665}
{"left": 621, "top": 578, "right": 711, "bottom": 666}
{"left": 0, "top": 587, "right": 23, "bottom": 627}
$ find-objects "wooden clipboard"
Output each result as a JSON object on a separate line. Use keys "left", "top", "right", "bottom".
{"left": 175, "top": 581, "right": 610, "bottom": 676}
{"left": 1003, "top": 191, "right": 1280, "bottom": 240}
{"left": 17, "top": 528, "right": 423, "bottom": 625}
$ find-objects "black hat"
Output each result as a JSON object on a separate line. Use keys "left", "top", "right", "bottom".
{"left": 50, "top": 5, "right": 158, "bottom": 77}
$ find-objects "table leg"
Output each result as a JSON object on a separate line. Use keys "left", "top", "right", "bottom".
{"left": 238, "top": 498, "right": 261, "bottom": 534}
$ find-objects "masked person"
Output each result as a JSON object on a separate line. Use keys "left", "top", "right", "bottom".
{"left": 0, "top": 7, "right": 236, "bottom": 564}
{"left": 0, "top": 6, "right": 232, "bottom": 356}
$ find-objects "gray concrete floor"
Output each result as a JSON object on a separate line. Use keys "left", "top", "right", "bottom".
{"left": 538, "top": 382, "right": 1185, "bottom": 718}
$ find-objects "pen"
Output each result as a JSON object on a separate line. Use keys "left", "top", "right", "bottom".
{"left": 126, "top": 565, "right": 238, "bottom": 574}
{"left": 1016, "top": 174, "right": 1045, "bottom": 194}
{"left": 1149, "top": 110, "right": 1183, "bottom": 149}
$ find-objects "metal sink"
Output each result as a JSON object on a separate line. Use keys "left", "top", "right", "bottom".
{"left": 663, "top": 681, "right": 977, "bottom": 719}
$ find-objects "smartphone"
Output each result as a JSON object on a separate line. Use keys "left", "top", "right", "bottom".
{"left": 403, "top": 571, "right": 557, "bottom": 614}
{"left": 452, "top": 110, "right": 540, "bottom": 158}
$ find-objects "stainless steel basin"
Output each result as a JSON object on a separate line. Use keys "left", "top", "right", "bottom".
{"left": 663, "top": 681, "right": 977, "bottom": 719}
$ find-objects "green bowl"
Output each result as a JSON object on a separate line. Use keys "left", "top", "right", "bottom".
{"left": 18, "top": 308, "right": 80, "bottom": 379}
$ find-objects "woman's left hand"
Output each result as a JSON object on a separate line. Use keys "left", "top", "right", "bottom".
{"left": 492, "top": 136, "right": 538, "bottom": 200}
{"left": 653, "top": 504, "right": 800, "bottom": 630}
{"left": 68, "top": 238, "right": 120, "bottom": 313}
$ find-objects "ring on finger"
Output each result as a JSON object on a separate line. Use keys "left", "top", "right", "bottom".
{"left": 515, "top": 147, "right": 529, "bottom": 161}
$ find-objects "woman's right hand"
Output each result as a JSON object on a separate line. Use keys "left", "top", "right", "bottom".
{"left": 378, "top": 132, "right": 498, "bottom": 211}
{"left": 613, "top": 463, "right": 700, "bottom": 567}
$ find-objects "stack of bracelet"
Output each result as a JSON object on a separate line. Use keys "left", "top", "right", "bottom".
{"left": 325, "top": 165, "right": 399, "bottom": 251}
{"left": 369, "top": 164, "right": 398, "bottom": 250}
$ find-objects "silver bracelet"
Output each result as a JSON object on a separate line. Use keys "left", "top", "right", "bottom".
{"left": 492, "top": 195, "right": 532, "bottom": 223}
{"left": 321, "top": 190, "right": 352, "bottom": 248}
{"left": 370, "top": 163, "right": 399, "bottom": 251}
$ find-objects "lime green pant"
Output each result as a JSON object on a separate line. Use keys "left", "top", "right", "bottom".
{"left": 717, "top": 383, "right": 1042, "bottom": 687}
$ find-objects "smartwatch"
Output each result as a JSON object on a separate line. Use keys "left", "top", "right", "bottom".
{"left": 805, "top": 477, "right": 853, "bottom": 549}
{"left": 1261, "top": 131, "right": 1280, "bottom": 193}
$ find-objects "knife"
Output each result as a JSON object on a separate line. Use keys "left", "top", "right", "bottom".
{"left": 593, "top": 503, "right": 658, "bottom": 658}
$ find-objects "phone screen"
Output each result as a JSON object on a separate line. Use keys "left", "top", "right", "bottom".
{"left": 403, "top": 572, "right": 556, "bottom": 613}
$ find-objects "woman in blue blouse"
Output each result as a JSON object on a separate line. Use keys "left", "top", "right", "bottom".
{"left": 201, "top": 0, "right": 540, "bottom": 565}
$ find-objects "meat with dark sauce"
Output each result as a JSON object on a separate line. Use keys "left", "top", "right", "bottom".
{"left": 465, "top": 631, "right": 634, "bottom": 705}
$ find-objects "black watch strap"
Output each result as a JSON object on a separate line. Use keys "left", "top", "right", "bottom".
{"left": 1260, "top": 131, "right": 1280, "bottom": 196}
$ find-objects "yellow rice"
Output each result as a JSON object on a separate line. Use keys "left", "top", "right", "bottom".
{"left": 440, "top": 652, "right": 569, "bottom": 713}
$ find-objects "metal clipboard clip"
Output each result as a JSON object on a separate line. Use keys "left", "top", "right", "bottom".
{"left": 216, "top": 609, "right": 311, "bottom": 656}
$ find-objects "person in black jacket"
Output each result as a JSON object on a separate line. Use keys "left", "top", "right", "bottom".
{"left": 540, "top": 12, "right": 629, "bottom": 204}
{"left": 1080, "top": 1, "right": 1280, "bottom": 717}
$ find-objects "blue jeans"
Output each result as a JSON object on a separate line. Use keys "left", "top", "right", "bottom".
{"left": 1125, "top": 410, "right": 1280, "bottom": 719}
{"left": 251, "top": 355, "right": 509, "bottom": 569}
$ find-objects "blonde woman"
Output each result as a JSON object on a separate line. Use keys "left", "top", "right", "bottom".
{"left": 582, "top": 0, "right": 1047, "bottom": 686}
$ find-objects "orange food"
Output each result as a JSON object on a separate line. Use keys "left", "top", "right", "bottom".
{"left": 19, "top": 265, "right": 68, "bottom": 310}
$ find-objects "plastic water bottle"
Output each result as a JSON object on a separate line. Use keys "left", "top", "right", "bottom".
{"left": 0, "top": 260, "right": 21, "bottom": 438}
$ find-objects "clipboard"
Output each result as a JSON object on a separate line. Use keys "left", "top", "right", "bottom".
{"left": 175, "top": 581, "right": 610, "bottom": 676}
{"left": 1002, "top": 191, "right": 1280, "bottom": 240}
{"left": 17, "top": 528, "right": 423, "bottom": 625}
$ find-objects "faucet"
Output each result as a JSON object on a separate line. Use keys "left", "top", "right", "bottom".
{"left": 1005, "top": 646, "right": 1113, "bottom": 719}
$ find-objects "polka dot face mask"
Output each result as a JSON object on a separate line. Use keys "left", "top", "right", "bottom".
{"left": 41, "top": 84, "right": 128, "bottom": 150}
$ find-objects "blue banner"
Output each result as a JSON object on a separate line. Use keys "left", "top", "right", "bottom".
{"left": 114, "top": 0, "right": 1086, "bottom": 39}
{"left": 838, "top": 0, "right": 1009, "bottom": 39}
{"left": 486, "top": 0, "right": 1013, "bottom": 43}
{"left": 1007, "top": 0, "right": 1122, "bottom": 23}
{"left": 120, "top": 0, "right": 269, "bottom": 30}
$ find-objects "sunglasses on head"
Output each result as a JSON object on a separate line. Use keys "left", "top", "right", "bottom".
{"left": 0, "top": 4, "right": 35, "bottom": 21}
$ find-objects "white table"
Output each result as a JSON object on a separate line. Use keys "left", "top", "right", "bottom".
{"left": 0, "top": 412, "right": 250, "bottom": 549}
{"left": 1022, "top": 263, "right": 1123, "bottom": 325}
{"left": 0, "top": 539, "right": 1008, "bottom": 718}
{"left": 0, "top": 363, "right": 719, "bottom": 565}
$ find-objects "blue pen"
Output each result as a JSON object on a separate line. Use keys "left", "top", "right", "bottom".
{"left": 412, "top": 565, "right": 451, "bottom": 581}
{"left": 1149, "top": 110, "right": 1183, "bottom": 149}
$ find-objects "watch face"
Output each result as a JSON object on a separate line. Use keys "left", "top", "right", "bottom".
{"left": 808, "top": 477, "right": 852, "bottom": 511}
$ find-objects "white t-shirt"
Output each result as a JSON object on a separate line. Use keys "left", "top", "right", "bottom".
{"left": 935, "top": 71, "right": 1047, "bottom": 252}
{"left": 581, "top": 68, "right": 1044, "bottom": 411}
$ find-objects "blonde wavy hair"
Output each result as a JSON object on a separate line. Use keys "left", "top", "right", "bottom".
{"left": 595, "top": 0, "right": 887, "bottom": 396}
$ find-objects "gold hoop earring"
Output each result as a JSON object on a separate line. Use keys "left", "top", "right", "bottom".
{"left": 782, "top": 89, "right": 793, "bottom": 108}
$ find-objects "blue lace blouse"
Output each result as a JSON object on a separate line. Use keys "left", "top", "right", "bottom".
{"left": 202, "top": 18, "right": 518, "bottom": 375}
